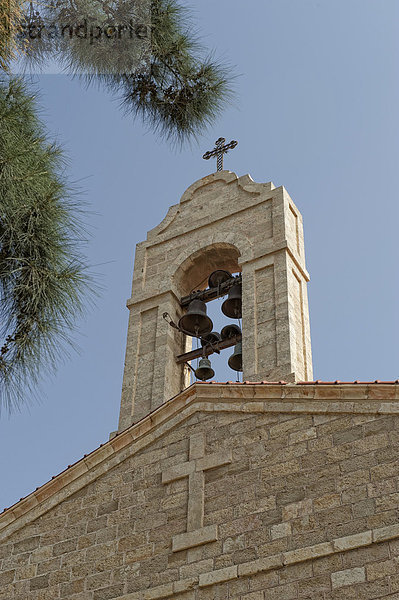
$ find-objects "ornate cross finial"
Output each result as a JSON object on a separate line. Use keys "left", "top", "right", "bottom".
{"left": 203, "top": 137, "right": 238, "bottom": 172}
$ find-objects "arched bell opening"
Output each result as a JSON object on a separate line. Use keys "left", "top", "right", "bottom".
{"left": 173, "top": 242, "right": 241, "bottom": 298}
{"left": 172, "top": 243, "right": 243, "bottom": 385}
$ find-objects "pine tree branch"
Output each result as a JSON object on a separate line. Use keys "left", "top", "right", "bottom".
{"left": 0, "top": 77, "right": 92, "bottom": 412}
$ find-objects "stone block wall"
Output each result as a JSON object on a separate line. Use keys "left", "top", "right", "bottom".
{"left": 1, "top": 384, "right": 399, "bottom": 599}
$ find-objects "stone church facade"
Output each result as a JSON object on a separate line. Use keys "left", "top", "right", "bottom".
{"left": 1, "top": 171, "right": 399, "bottom": 600}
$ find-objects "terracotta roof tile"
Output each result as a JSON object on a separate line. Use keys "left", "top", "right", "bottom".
{"left": 197, "top": 380, "right": 399, "bottom": 385}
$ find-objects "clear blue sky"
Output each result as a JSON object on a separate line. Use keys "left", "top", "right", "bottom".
{"left": 1, "top": 0, "right": 398, "bottom": 510}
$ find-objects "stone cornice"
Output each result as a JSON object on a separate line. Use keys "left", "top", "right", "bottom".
{"left": 1, "top": 382, "right": 398, "bottom": 541}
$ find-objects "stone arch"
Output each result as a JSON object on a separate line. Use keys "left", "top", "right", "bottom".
{"left": 173, "top": 242, "right": 243, "bottom": 297}
{"left": 169, "top": 230, "right": 252, "bottom": 296}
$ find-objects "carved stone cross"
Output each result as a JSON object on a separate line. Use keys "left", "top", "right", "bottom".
{"left": 162, "top": 433, "right": 232, "bottom": 552}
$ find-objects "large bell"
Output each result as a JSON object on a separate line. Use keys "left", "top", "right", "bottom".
{"left": 178, "top": 299, "right": 213, "bottom": 336}
{"left": 195, "top": 358, "right": 215, "bottom": 381}
{"left": 221, "top": 284, "right": 242, "bottom": 319}
{"left": 201, "top": 331, "right": 222, "bottom": 347}
{"left": 228, "top": 342, "right": 243, "bottom": 372}
{"left": 220, "top": 324, "right": 241, "bottom": 340}
{"left": 208, "top": 270, "right": 231, "bottom": 289}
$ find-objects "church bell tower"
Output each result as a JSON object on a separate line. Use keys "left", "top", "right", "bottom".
{"left": 6, "top": 152, "right": 398, "bottom": 600}
{"left": 118, "top": 168, "right": 313, "bottom": 431}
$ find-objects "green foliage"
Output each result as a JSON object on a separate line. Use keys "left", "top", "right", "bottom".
{"left": 18, "top": 0, "right": 233, "bottom": 143}
{"left": 0, "top": 77, "right": 90, "bottom": 411}
{"left": 0, "top": 1, "right": 233, "bottom": 411}
{"left": 113, "top": 1, "right": 233, "bottom": 144}
{"left": 0, "top": 0, "right": 24, "bottom": 70}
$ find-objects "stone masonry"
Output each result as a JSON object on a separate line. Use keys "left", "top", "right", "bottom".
{"left": 119, "top": 171, "right": 313, "bottom": 430}
{"left": 1, "top": 382, "right": 399, "bottom": 600}
{"left": 1, "top": 173, "right": 397, "bottom": 600}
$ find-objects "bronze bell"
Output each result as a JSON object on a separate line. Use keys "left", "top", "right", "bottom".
{"left": 178, "top": 299, "right": 213, "bottom": 336}
{"left": 222, "top": 284, "right": 242, "bottom": 319}
{"left": 228, "top": 341, "right": 243, "bottom": 372}
{"left": 208, "top": 270, "right": 231, "bottom": 289}
{"left": 220, "top": 324, "right": 241, "bottom": 340}
{"left": 195, "top": 358, "right": 215, "bottom": 381}
{"left": 201, "top": 331, "right": 222, "bottom": 347}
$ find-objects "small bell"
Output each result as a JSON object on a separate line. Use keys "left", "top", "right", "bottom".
{"left": 195, "top": 357, "right": 215, "bottom": 381}
{"left": 228, "top": 342, "right": 243, "bottom": 372}
{"left": 222, "top": 284, "right": 242, "bottom": 319}
{"left": 178, "top": 299, "right": 213, "bottom": 336}
{"left": 208, "top": 270, "right": 232, "bottom": 289}
{"left": 201, "top": 331, "right": 222, "bottom": 347}
{"left": 220, "top": 324, "right": 241, "bottom": 340}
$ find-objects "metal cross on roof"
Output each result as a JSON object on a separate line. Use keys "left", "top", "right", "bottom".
{"left": 203, "top": 137, "right": 238, "bottom": 172}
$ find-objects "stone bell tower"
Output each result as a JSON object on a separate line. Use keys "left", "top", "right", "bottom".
{"left": 119, "top": 170, "right": 313, "bottom": 431}
{"left": 8, "top": 164, "right": 399, "bottom": 600}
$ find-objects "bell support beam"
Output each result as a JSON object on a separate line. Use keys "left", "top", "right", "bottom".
{"left": 175, "top": 335, "right": 242, "bottom": 364}
{"left": 180, "top": 275, "right": 241, "bottom": 307}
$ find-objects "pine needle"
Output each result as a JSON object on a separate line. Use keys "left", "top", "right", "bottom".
{"left": 0, "top": 77, "right": 91, "bottom": 412}
{"left": 14, "top": 0, "right": 234, "bottom": 144}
